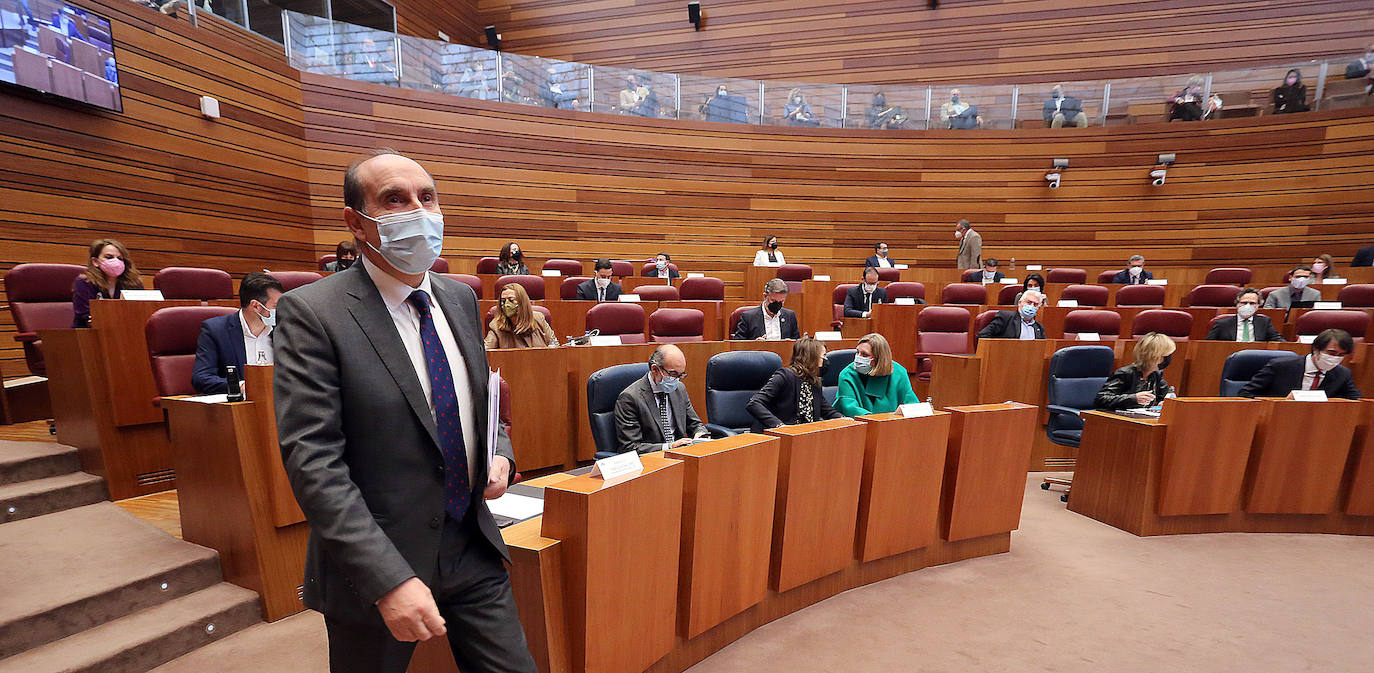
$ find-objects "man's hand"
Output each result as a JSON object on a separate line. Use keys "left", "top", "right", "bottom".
{"left": 484, "top": 455, "right": 512, "bottom": 500}
{"left": 1135, "top": 391, "right": 1157, "bottom": 406}
{"left": 670, "top": 438, "right": 694, "bottom": 449}
{"left": 376, "top": 578, "right": 445, "bottom": 642}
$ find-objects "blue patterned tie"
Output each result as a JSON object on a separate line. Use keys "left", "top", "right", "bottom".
{"left": 408, "top": 290, "right": 470, "bottom": 521}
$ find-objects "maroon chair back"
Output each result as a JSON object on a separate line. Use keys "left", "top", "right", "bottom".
{"left": 884, "top": 282, "right": 925, "bottom": 301}
{"left": 1098, "top": 270, "right": 1120, "bottom": 283}
{"left": 1115, "top": 284, "right": 1166, "bottom": 307}
{"left": 560, "top": 277, "right": 592, "bottom": 300}
{"left": 729, "top": 306, "right": 752, "bottom": 336}
{"left": 1204, "top": 267, "right": 1252, "bottom": 285}
{"left": 154, "top": 267, "right": 234, "bottom": 300}
{"left": 961, "top": 269, "right": 984, "bottom": 282}
{"left": 146, "top": 306, "right": 238, "bottom": 398}
{"left": 4, "top": 263, "right": 85, "bottom": 376}
{"left": 680, "top": 277, "right": 725, "bottom": 300}
{"left": 996, "top": 284, "right": 1021, "bottom": 305}
{"left": 442, "top": 274, "right": 484, "bottom": 299}
{"left": 831, "top": 283, "right": 858, "bottom": 306}
{"left": 542, "top": 259, "right": 583, "bottom": 276}
{"left": 1046, "top": 268, "right": 1088, "bottom": 284}
{"left": 429, "top": 258, "right": 450, "bottom": 273}
{"left": 475, "top": 257, "right": 501, "bottom": 274}
{"left": 1295, "top": 310, "right": 1369, "bottom": 342}
{"left": 318, "top": 254, "right": 336, "bottom": 271}
{"left": 650, "top": 308, "right": 705, "bottom": 343}
{"left": 610, "top": 261, "right": 636, "bottom": 277}
{"left": 1061, "top": 284, "right": 1109, "bottom": 307}
{"left": 641, "top": 262, "right": 681, "bottom": 277}
{"left": 1131, "top": 309, "right": 1193, "bottom": 340}
{"left": 269, "top": 271, "right": 322, "bottom": 292}
{"left": 940, "top": 283, "right": 986, "bottom": 305}
{"left": 915, "top": 306, "right": 973, "bottom": 380}
{"left": 875, "top": 268, "right": 900, "bottom": 282}
{"left": 1259, "top": 286, "right": 1284, "bottom": 301}
{"left": 1185, "top": 284, "right": 1244, "bottom": 307}
{"left": 776, "top": 264, "right": 813, "bottom": 293}
{"left": 1337, "top": 284, "right": 1374, "bottom": 307}
{"left": 495, "top": 275, "right": 545, "bottom": 300}
{"left": 483, "top": 305, "right": 553, "bottom": 333}
{"left": 974, "top": 309, "right": 998, "bottom": 335}
{"left": 636, "top": 285, "right": 680, "bottom": 301}
{"left": 586, "top": 303, "right": 647, "bottom": 343}
{"left": 1063, "top": 309, "right": 1121, "bottom": 340}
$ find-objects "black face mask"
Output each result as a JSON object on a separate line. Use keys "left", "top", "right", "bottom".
{"left": 338, "top": 258, "right": 354, "bottom": 269}
{"left": 769, "top": 242, "right": 779, "bottom": 249}
{"left": 1158, "top": 354, "right": 1172, "bottom": 370}
{"left": 766, "top": 300, "right": 783, "bottom": 314}
{"left": 818, "top": 359, "right": 829, "bottom": 376}
{"left": 511, "top": 251, "right": 523, "bottom": 261}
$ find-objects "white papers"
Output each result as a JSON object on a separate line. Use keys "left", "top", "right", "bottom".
{"left": 486, "top": 492, "right": 544, "bottom": 520}
{"left": 814, "top": 275, "right": 832, "bottom": 282}
{"left": 588, "top": 335, "right": 624, "bottom": 346}
{"left": 814, "top": 331, "right": 842, "bottom": 341}
{"left": 1287, "top": 390, "right": 1328, "bottom": 401}
{"left": 590, "top": 451, "right": 644, "bottom": 483}
{"left": 687, "top": 272, "right": 705, "bottom": 278}
{"left": 894, "top": 297, "right": 917, "bottom": 306}
{"left": 1056, "top": 299, "right": 1080, "bottom": 308}
{"left": 1000, "top": 278, "right": 1018, "bottom": 285}
{"left": 487, "top": 369, "right": 501, "bottom": 467}
{"left": 1313, "top": 301, "right": 1342, "bottom": 309}
{"left": 121, "top": 290, "right": 165, "bottom": 301}
{"left": 894, "top": 264, "right": 909, "bottom": 270}
{"left": 540, "top": 269, "right": 561, "bottom": 277}
{"left": 1321, "top": 278, "right": 1347, "bottom": 285}
{"left": 1076, "top": 332, "right": 1101, "bottom": 341}
{"left": 1298, "top": 335, "right": 1316, "bottom": 344}
{"left": 181, "top": 393, "right": 229, "bottom": 404}
{"left": 898, "top": 402, "right": 934, "bottom": 418}
{"left": 1026, "top": 264, "right": 1043, "bottom": 271}
{"left": 618, "top": 294, "right": 641, "bottom": 302}
{"left": 1145, "top": 279, "right": 1168, "bottom": 286}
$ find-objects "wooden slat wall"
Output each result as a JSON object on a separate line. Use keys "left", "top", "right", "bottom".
{"left": 393, "top": 0, "right": 483, "bottom": 46}
{"left": 474, "top": 0, "right": 1374, "bottom": 85}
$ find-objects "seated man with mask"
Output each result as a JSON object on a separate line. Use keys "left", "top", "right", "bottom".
{"left": 614, "top": 344, "right": 710, "bottom": 454}
{"left": 843, "top": 267, "right": 889, "bottom": 318}
{"left": 978, "top": 258, "right": 1005, "bottom": 283}
{"left": 734, "top": 278, "right": 800, "bottom": 341}
{"left": 1264, "top": 265, "right": 1321, "bottom": 309}
{"left": 644, "top": 252, "right": 680, "bottom": 282}
{"left": 1111, "top": 255, "right": 1153, "bottom": 284}
{"left": 576, "top": 258, "right": 622, "bottom": 301}
{"left": 1240, "top": 328, "right": 1360, "bottom": 399}
{"left": 192, "top": 271, "right": 283, "bottom": 393}
{"left": 940, "top": 89, "right": 982, "bottom": 129}
{"left": 1043, "top": 84, "right": 1087, "bottom": 128}
{"left": 1206, "top": 288, "right": 1283, "bottom": 342}
{"left": 977, "top": 290, "right": 1046, "bottom": 340}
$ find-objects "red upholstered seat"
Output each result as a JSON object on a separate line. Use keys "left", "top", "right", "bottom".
{"left": 3, "top": 263, "right": 85, "bottom": 376}
{"left": 269, "top": 271, "right": 321, "bottom": 292}
{"left": 1259, "top": 286, "right": 1284, "bottom": 301}
{"left": 318, "top": 254, "right": 336, "bottom": 271}
{"left": 475, "top": 257, "right": 501, "bottom": 274}
{"left": 635, "top": 285, "right": 680, "bottom": 301}
{"left": 1337, "top": 284, "right": 1374, "bottom": 307}
{"left": 914, "top": 306, "right": 972, "bottom": 381}
{"left": 875, "top": 268, "right": 900, "bottom": 282}
{"left": 586, "top": 303, "right": 647, "bottom": 343}
{"left": 1131, "top": 309, "right": 1193, "bottom": 340}
{"left": 650, "top": 308, "right": 705, "bottom": 343}
{"left": 560, "top": 276, "right": 592, "bottom": 300}
{"left": 483, "top": 305, "right": 553, "bottom": 333}
{"left": 1046, "top": 268, "right": 1088, "bottom": 284}
{"left": 1185, "top": 284, "right": 1244, "bottom": 307}
{"left": 1204, "top": 267, "right": 1252, "bottom": 285}
{"left": 442, "top": 274, "right": 484, "bottom": 299}
{"left": 429, "top": 258, "right": 450, "bottom": 273}
{"left": 680, "top": 277, "right": 725, "bottom": 300}
{"left": 776, "top": 264, "right": 813, "bottom": 294}
{"left": 831, "top": 283, "right": 858, "bottom": 306}
{"left": 641, "top": 261, "right": 680, "bottom": 277}
{"left": 610, "top": 261, "right": 635, "bottom": 277}
{"left": 729, "top": 305, "right": 751, "bottom": 336}
{"left": 1063, "top": 309, "right": 1121, "bottom": 340}
{"left": 974, "top": 309, "right": 998, "bottom": 335}
{"left": 542, "top": 259, "right": 583, "bottom": 276}
{"left": 997, "top": 284, "right": 1021, "bottom": 305}
{"left": 1098, "top": 270, "right": 1120, "bottom": 283}
{"left": 960, "top": 270, "right": 981, "bottom": 282}
{"left": 885, "top": 282, "right": 925, "bottom": 301}
{"left": 154, "top": 267, "right": 234, "bottom": 300}
{"left": 940, "top": 283, "right": 986, "bottom": 305}
{"left": 496, "top": 275, "right": 545, "bottom": 300}
{"left": 1061, "top": 284, "right": 1109, "bottom": 307}
{"left": 146, "top": 306, "right": 238, "bottom": 398}
{"left": 1115, "top": 284, "right": 1166, "bottom": 307}
{"left": 1295, "top": 310, "right": 1369, "bottom": 343}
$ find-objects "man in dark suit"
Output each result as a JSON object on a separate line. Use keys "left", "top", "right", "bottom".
{"left": 734, "top": 278, "right": 800, "bottom": 340}
{"left": 643, "top": 252, "right": 680, "bottom": 281}
{"left": 192, "top": 272, "right": 283, "bottom": 393}
{"left": 1043, "top": 85, "right": 1087, "bottom": 127}
{"left": 613, "top": 344, "right": 709, "bottom": 454}
{"left": 977, "top": 258, "right": 1005, "bottom": 283}
{"left": 274, "top": 150, "right": 536, "bottom": 673}
{"left": 1111, "top": 255, "right": 1154, "bottom": 284}
{"left": 575, "top": 258, "right": 621, "bottom": 302}
{"left": 1353, "top": 244, "right": 1374, "bottom": 268}
{"left": 843, "top": 267, "right": 888, "bottom": 318}
{"left": 864, "top": 242, "right": 898, "bottom": 269}
{"left": 977, "top": 290, "right": 1047, "bottom": 340}
{"left": 1240, "top": 329, "right": 1361, "bottom": 399}
{"left": 1206, "top": 288, "right": 1284, "bottom": 342}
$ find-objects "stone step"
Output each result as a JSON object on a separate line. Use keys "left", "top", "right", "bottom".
{"left": 0, "top": 472, "right": 107, "bottom": 524}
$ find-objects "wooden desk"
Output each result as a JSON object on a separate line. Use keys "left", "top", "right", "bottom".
{"left": 1346, "top": 400, "right": 1374, "bottom": 516}
{"left": 941, "top": 402, "right": 1037, "bottom": 541}
{"left": 1246, "top": 399, "right": 1361, "bottom": 514}
{"left": 854, "top": 411, "right": 950, "bottom": 561}
{"left": 489, "top": 347, "right": 573, "bottom": 470}
{"left": 1178, "top": 340, "right": 1306, "bottom": 397}
{"left": 743, "top": 266, "right": 782, "bottom": 300}
{"left": 869, "top": 303, "right": 927, "bottom": 373}
{"left": 799, "top": 279, "right": 842, "bottom": 336}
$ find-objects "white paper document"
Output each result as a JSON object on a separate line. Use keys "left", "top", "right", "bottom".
{"left": 181, "top": 393, "right": 229, "bottom": 404}
{"left": 486, "top": 492, "right": 544, "bottom": 521}
{"left": 121, "top": 290, "right": 165, "bottom": 301}
{"left": 487, "top": 369, "right": 501, "bottom": 467}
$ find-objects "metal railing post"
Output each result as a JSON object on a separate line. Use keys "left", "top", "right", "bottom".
{"left": 674, "top": 74, "right": 681, "bottom": 119}
{"left": 280, "top": 10, "right": 291, "bottom": 63}
{"left": 586, "top": 65, "right": 594, "bottom": 113}
{"left": 393, "top": 36, "right": 403, "bottom": 87}
{"left": 495, "top": 52, "right": 504, "bottom": 101}
{"left": 758, "top": 81, "right": 765, "bottom": 124}
{"left": 1101, "top": 82, "right": 1111, "bottom": 125}
{"left": 923, "top": 87, "right": 932, "bottom": 129}
{"left": 840, "top": 86, "right": 848, "bottom": 128}
{"left": 1010, "top": 85, "right": 1019, "bottom": 128}
{"left": 1315, "top": 61, "right": 1330, "bottom": 108}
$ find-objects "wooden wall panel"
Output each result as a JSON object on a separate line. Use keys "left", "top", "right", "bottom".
{"left": 393, "top": 0, "right": 483, "bottom": 46}
{"left": 474, "top": 0, "right": 1374, "bottom": 85}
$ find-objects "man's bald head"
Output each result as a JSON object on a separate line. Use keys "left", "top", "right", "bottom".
{"left": 650, "top": 344, "right": 686, "bottom": 373}
{"left": 343, "top": 149, "right": 435, "bottom": 214}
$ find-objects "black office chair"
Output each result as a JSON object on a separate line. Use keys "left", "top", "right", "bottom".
{"left": 1219, "top": 350, "right": 1301, "bottom": 396}
{"left": 1041, "top": 345, "right": 1115, "bottom": 501}
{"left": 704, "top": 350, "right": 782, "bottom": 435}
{"left": 821, "top": 349, "right": 856, "bottom": 404}
{"left": 587, "top": 363, "right": 649, "bottom": 460}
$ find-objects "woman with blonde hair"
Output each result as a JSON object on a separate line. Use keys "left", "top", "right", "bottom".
{"left": 484, "top": 282, "right": 558, "bottom": 349}
{"left": 782, "top": 87, "right": 818, "bottom": 126}
{"left": 834, "top": 333, "right": 919, "bottom": 416}
{"left": 72, "top": 238, "right": 143, "bottom": 327}
{"left": 1310, "top": 253, "right": 1339, "bottom": 282}
{"left": 1095, "top": 332, "right": 1176, "bottom": 409}
{"left": 747, "top": 336, "right": 843, "bottom": 431}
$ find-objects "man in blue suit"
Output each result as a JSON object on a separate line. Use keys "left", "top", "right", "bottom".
{"left": 1111, "top": 255, "right": 1154, "bottom": 284}
{"left": 864, "top": 242, "right": 898, "bottom": 269}
{"left": 192, "top": 272, "right": 283, "bottom": 393}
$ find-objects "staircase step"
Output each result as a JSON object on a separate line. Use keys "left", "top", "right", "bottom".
{"left": 0, "top": 441, "right": 81, "bottom": 486}
{"left": 149, "top": 610, "right": 326, "bottom": 673}
{"left": 0, "top": 503, "right": 222, "bottom": 658}
{"left": 0, "top": 473, "right": 107, "bottom": 523}
{"left": 0, "top": 582, "right": 262, "bottom": 673}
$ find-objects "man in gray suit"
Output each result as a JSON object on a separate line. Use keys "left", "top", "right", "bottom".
{"left": 1264, "top": 264, "right": 1322, "bottom": 309}
{"left": 955, "top": 219, "right": 982, "bottom": 270}
{"left": 614, "top": 344, "right": 709, "bottom": 454}
{"left": 274, "top": 150, "right": 537, "bottom": 673}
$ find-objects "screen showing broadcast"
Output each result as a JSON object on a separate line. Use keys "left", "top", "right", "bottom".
{"left": 1, "top": 0, "right": 122, "bottom": 111}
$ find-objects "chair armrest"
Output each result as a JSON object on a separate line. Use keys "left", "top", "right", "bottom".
{"left": 14, "top": 332, "right": 39, "bottom": 344}
{"left": 830, "top": 320, "right": 844, "bottom": 330}
{"left": 704, "top": 423, "right": 737, "bottom": 438}
{"left": 1046, "top": 405, "right": 1082, "bottom": 418}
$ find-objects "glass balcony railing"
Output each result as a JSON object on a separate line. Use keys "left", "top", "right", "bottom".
{"left": 280, "top": 10, "right": 1372, "bottom": 130}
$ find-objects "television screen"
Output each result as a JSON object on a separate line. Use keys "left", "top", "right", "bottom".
{"left": 1, "top": 0, "right": 121, "bottom": 111}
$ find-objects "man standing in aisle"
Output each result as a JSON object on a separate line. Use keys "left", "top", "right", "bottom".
{"left": 955, "top": 219, "right": 982, "bottom": 271}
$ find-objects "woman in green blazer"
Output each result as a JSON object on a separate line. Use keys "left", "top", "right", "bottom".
{"left": 834, "top": 333, "right": 919, "bottom": 416}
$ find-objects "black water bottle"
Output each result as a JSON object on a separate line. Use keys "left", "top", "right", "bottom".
{"left": 226, "top": 366, "right": 245, "bottom": 402}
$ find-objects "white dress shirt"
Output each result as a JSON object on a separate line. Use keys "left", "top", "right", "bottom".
{"left": 362, "top": 254, "right": 477, "bottom": 484}
{"left": 876, "top": 256, "right": 893, "bottom": 268}
{"left": 239, "top": 310, "right": 273, "bottom": 365}
{"left": 763, "top": 304, "right": 783, "bottom": 341}
{"left": 1234, "top": 316, "right": 1255, "bottom": 342}
{"left": 1302, "top": 354, "right": 1322, "bottom": 391}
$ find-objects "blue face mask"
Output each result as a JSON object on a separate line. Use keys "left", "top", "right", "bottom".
{"left": 261, "top": 307, "right": 276, "bottom": 328}
{"left": 659, "top": 374, "right": 681, "bottom": 393}
{"left": 853, "top": 355, "right": 874, "bottom": 375}
{"left": 359, "top": 208, "right": 444, "bottom": 275}
{"left": 1019, "top": 304, "right": 1039, "bottom": 320}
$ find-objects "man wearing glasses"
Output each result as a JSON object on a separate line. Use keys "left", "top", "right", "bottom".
{"left": 614, "top": 344, "right": 710, "bottom": 454}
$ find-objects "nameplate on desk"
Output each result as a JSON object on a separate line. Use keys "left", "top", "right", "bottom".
{"left": 687, "top": 272, "right": 705, "bottom": 278}
{"left": 589, "top": 451, "right": 643, "bottom": 483}
{"left": 618, "top": 294, "right": 641, "bottom": 302}
{"left": 1000, "top": 278, "right": 1018, "bottom": 285}
{"left": 1287, "top": 390, "right": 1328, "bottom": 401}
{"left": 121, "top": 290, "right": 165, "bottom": 301}
{"left": 1076, "top": 332, "right": 1101, "bottom": 341}
{"left": 898, "top": 402, "right": 934, "bottom": 418}
{"left": 814, "top": 331, "right": 841, "bottom": 341}
{"left": 894, "top": 264, "right": 909, "bottom": 269}
{"left": 894, "top": 297, "right": 917, "bottom": 306}
{"left": 1056, "top": 299, "right": 1079, "bottom": 308}
{"left": 540, "top": 269, "right": 561, "bottom": 277}
{"left": 1321, "top": 278, "right": 1347, "bottom": 285}
{"left": 588, "top": 335, "right": 623, "bottom": 346}
{"left": 1298, "top": 335, "right": 1316, "bottom": 344}
{"left": 814, "top": 274, "right": 832, "bottom": 281}
{"left": 1025, "top": 264, "right": 1043, "bottom": 271}
{"left": 180, "top": 393, "right": 230, "bottom": 404}
{"left": 1145, "top": 279, "right": 1168, "bottom": 285}
{"left": 1313, "top": 301, "right": 1342, "bottom": 309}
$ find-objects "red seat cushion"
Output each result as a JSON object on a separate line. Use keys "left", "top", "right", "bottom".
{"left": 586, "top": 303, "right": 647, "bottom": 343}
{"left": 146, "top": 306, "right": 238, "bottom": 397}
{"left": 680, "top": 277, "right": 725, "bottom": 300}
{"left": 940, "top": 283, "right": 986, "bottom": 305}
{"left": 1115, "top": 284, "right": 1166, "bottom": 307}
{"left": 635, "top": 285, "right": 680, "bottom": 301}
{"left": 496, "top": 275, "right": 546, "bottom": 300}
{"left": 1131, "top": 309, "right": 1194, "bottom": 339}
{"left": 154, "top": 267, "right": 234, "bottom": 300}
{"left": 1061, "top": 284, "right": 1109, "bottom": 307}
{"left": 650, "top": 308, "right": 705, "bottom": 343}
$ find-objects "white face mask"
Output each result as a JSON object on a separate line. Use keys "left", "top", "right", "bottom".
{"left": 1315, "top": 352, "right": 1344, "bottom": 371}
{"left": 656, "top": 260, "right": 668, "bottom": 270}
{"left": 955, "top": 230, "right": 964, "bottom": 239}
{"left": 255, "top": 303, "right": 276, "bottom": 328}
{"left": 1312, "top": 262, "right": 1327, "bottom": 273}
{"left": 1236, "top": 304, "right": 1258, "bottom": 319}
{"left": 595, "top": 277, "right": 611, "bottom": 289}
{"left": 1291, "top": 276, "right": 1310, "bottom": 289}
{"left": 853, "top": 355, "right": 874, "bottom": 374}
{"left": 863, "top": 283, "right": 877, "bottom": 293}
{"left": 1129, "top": 266, "right": 1142, "bottom": 276}
{"left": 359, "top": 208, "right": 444, "bottom": 275}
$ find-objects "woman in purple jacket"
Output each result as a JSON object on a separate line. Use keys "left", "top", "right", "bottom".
{"left": 72, "top": 238, "right": 144, "bottom": 327}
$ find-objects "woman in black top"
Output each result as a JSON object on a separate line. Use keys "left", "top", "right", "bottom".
{"left": 747, "top": 337, "right": 843, "bottom": 431}
{"left": 496, "top": 241, "right": 530, "bottom": 276}
{"left": 1272, "top": 69, "right": 1309, "bottom": 114}
{"left": 1014, "top": 272, "right": 1046, "bottom": 305}
{"left": 1095, "top": 332, "right": 1177, "bottom": 410}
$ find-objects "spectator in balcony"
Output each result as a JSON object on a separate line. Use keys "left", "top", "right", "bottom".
{"left": 323, "top": 240, "right": 357, "bottom": 272}
{"left": 703, "top": 85, "right": 748, "bottom": 124}
{"left": 496, "top": 242, "right": 529, "bottom": 276}
{"left": 539, "top": 65, "right": 578, "bottom": 110}
{"left": 866, "top": 91, "right": 907, "bottom": 130}
{"left": 782, "top": 88, "right": 819, "bottom": 127}
{"left": 1272, "top": 69, "right": 1310, "bottom": 114}
{"left": 500, "top": 69, "right": 526, "bottom": 104}
{"left": 458, "top": 59, "right": 492, "bottom": 100}
{"left": 1343, "top": 45, "right": 1374, "bottom": 94}
{"left": 619, "top": 74, "right": 658, "bottom": 117}
{"left": 73, "top": 238, "right": 144, "bottom": 328}
{"left": 940, "top": 89, "right": 982, "bottom": 129}
{"left": 1169, "top": 77, "right": 1207, "bottom": 122}
{"left": 1043, "top": 84, "right": 1087, "bottom": 128}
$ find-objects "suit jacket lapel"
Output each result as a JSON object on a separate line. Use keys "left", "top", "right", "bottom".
{"left": 226, "top": 312, "right": 247, "bottom": 366}
{"left": 670, "top": 387, "right": 689, "bottom": 437}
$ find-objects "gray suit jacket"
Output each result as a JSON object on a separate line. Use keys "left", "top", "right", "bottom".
{"left": 274, "top": 262, "right": 515, "bottom": 625}
{"left": 614, "top": 374, "right": 707, "bottom": 454}
{"left": 1263, "top": 286, "right": 1320, "bottom": 309}
{"left": 957, "top": 229, "right": 983, "bottom": 270}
